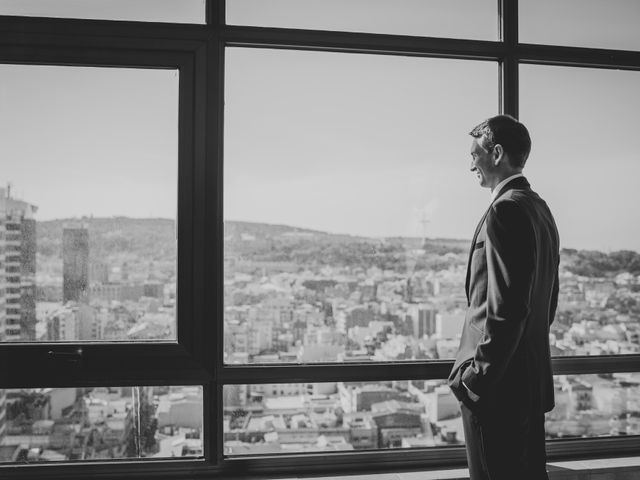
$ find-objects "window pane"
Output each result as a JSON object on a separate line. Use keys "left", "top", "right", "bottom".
{"left": 520, "top": 65, "right": 640, "bottom": 357}
{"left": 0, "top": 386, "right": 203, "bottom": 463}
{"left": 0, "top": 64, "right": 178, "bottom": 343}
{"left": 227, "top": 0, "right": 498, "bottom": 40}
{"left": 546, "top": 373, "right": 640, "bottom": 438}
{"left": 226, "top": 374, "right": 640, "bottom": 455}
{"left": 224, "top": 381, "right": 463, "bottom": 455}
{"left": 520, "top": 0, "right": 640, "bottom": 51}
{"left": 0, "top": 0, "right": 205, "bottom": 24}
{"left": 224, "top": 48, "right": 498, "bottom": 364}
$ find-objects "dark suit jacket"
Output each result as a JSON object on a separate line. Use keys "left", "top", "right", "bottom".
{"left": 448, "top": 176, "right": 560, "bottom": 414}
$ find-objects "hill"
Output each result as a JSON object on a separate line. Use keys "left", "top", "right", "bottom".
{"left": 224, "top": 221, "right": 468, "bottom": 271}
{"left": 35, "top": 218, "right": 640, "bottom": 278}
{"left": 37, "top": 217, "right": 176, "bottom": 263}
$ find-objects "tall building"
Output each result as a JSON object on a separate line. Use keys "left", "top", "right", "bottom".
{"left": 63, "top": 224, "right": 89, "bottom": 303}
{"left": 407, "top": 304, "right": 437, "bottom": 339}
{"left": 46, "top": 303, "right": 103, "bottom": 341}
{"left": 0, "top": 186, "right": 38, "bottom": 341}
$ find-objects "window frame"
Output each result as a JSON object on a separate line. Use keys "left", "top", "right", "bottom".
{"left": 0, "top": 13, "right": 217, "bottom": 479}
{"left": 0, "top": 0, "right": 639, "bottom": 478}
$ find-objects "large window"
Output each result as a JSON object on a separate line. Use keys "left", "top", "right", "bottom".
{"left": 224, "top": 47, "right": 498, "bottom": 365}
{"left": 1, "top": 1, "right": 640, "bottom": 479}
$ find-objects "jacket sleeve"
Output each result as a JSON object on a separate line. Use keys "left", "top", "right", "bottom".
{"left": 461, "top": 199, "right": 536, "bottom": 398}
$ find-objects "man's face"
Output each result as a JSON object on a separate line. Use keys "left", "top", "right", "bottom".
{"left": 469, "top": 137, "right": 497, "bottom": 189}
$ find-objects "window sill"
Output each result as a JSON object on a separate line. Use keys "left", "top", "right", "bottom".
{"left": 239, "top": 456, "right": 640, "bottom": 480}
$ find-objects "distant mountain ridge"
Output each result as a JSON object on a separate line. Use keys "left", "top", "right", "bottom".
{"left": 34, "top": 218, "right": 640, "bottom": 277}
{"left": 224, "top": 220, "right": 343, "bottom": 240}
{"left": 224, "top": 220, "right": 470, "bottom": 245}
{"left": 37, "top": 217, "right": 176, "bottom": 262}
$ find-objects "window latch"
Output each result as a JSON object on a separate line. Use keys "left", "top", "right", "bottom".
{"left": 48, "top": 347, "right": 83, "bottom": 364}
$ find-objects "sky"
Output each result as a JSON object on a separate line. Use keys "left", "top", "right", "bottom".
{"left": 226, "top": 0, "right": 497, "bottom": 40}
{"left": 0, "top": 65, "right": 179, "bottom": 220}
{"left": 0, "top": 0, "right": 206, "bottom": 23}
{"left": 224, "top": 49, "right": 498, "bottom": 242}
{"left": 1, "top": 1, "right": 640, "bottom": 251}
{"left": 224, "top": 48, "right": 640, "bottom": 252}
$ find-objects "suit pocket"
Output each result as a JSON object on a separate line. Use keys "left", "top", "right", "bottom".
{"left": 473, "top": 241, "right": 485, "bottom": 250}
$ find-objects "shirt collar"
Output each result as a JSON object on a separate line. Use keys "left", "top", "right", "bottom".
{"left": 491, "top": 173, "right": 524, "bottom": 201}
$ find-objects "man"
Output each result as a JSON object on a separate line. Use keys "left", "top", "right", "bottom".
{"left": 448, "top": 115, "right": 560, "bottom": 479}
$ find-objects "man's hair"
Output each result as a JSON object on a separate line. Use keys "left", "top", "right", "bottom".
{"left": 469, "top": 115, "right": 532, "bottom": 168}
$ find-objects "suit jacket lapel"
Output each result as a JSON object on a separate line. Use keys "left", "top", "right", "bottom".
{"left": 465, "top": 207, "right": 491, "bottom": 302}
{"left": 464, "top": 176, "right": 531, "bottom": 303}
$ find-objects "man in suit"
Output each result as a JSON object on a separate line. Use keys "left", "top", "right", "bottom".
{"left": 448, "top": 115, "right": 560, "bottom": 479}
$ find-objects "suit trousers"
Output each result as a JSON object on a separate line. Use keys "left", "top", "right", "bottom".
{"left": 460, "top": 399, "right": 549, "bottom": 480}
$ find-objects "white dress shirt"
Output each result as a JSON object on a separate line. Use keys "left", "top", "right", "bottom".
{"left": 491, "top": 173, "right": 524, "bottom": 202}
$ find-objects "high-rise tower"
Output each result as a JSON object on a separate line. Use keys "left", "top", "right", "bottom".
{"left": 63, "top": 224, "right": 89, "bottom": 303}
{"left": 0, "top": 186, "right": 38, "bottom": 341}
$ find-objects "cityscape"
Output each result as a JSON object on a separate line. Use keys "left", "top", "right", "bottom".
{"left": 0, "top": 186, "right": 201, "bottom": 463}
{"left": 221, "top": 220, "right": 640, "bottom": 454}
{"left": 1, "top": 185, "right": 640, "bottom": 461}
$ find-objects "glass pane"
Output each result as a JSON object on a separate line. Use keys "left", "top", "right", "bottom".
{"left": 0, "top": 0, "right": 205, "bottom": 24}
{"left": 224, "top": 381, "right": 463, "bottom": 455}
{"left": 226, "top": 374, "right": 640, "bottom": 455}
{"left": 0, "top": 386, "right": 203, "bottom": 463}
{"left": 224, "top": 48, "right": 498, "bottom": 364}
{"left": 520, "top": 0, "right": 640, "bottom": 51}
{"left": 520, "top": 65, "right": 640, "bottom": 356}
{"left": 227, "top": 0, "right": 498, "bottom": 40}
{"left": 0, "top": 64, "right": 178, "bottom": 343}
{"left": 546, "top": 373, "right": 640, "bottom": 438}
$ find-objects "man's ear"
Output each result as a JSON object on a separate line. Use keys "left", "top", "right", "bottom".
{"left": 493, "top": 144, "right": 504, "bottom": 165}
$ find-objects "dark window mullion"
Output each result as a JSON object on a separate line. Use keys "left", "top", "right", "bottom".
{"left": 4, "top": 459, "right": 211, "bottom": 480}
{"left": 499, "top": 0, "right": 518, "bottom": 116}
{"left": 0, "top": 14, "right": 208, "bottom": 40}
{"left": 221, "top": 354, "right": 640, "bottom": 386}
{"left": 0, "top": 45, "right": 193, "bottom": 70}
{"left": 501, "top": 55, "right": 518, "bottom": 117}
{"left": 0, "top": 343, "right": 211, "bottom": 388}
{"left": 222, "top": 446, "right": 467, "bottom": 477}
{"left": 222, "top": 25, "right": 506, "bottom": 60}
{"left": 211, "top": 34, "right": 226, "bottom": 468}
{"left": 222, "top": 361, "right": 454, "bottom": 385}
{"left": 206, "top": 0, "right": 225, "bottom": 28}
{"left": 552, "top": 354, "right": 640, "bottom": 376}
{"left": 517, "top": 44, "right": 640, "bottom": 70}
